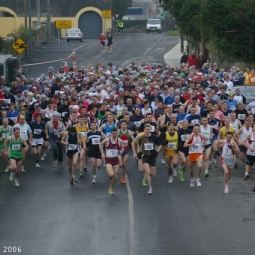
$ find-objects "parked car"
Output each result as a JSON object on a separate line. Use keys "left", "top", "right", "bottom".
{"left": 146, "top": 19, "right": 161, "bottom": 33}
{"left": 66, "top": 28, "right": 83, "bottom": 42}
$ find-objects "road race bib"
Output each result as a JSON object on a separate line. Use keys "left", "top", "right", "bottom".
{"left": 251, "top": 78, "right": 255, "bottom": 82}
{"left": 238, "top": 114, "right": 245, "bottom": 120}
{"left": 80, "top": 132, "right": 87, "bottom": 137}
{"left": 10, "top": 117, "right": 17, "bottom": 122}
{"left": 12, "top": 144, "right": 21, "bottom": 150}
{"left": 191, "top": 119, "right": 199, "bottom": 124}
{"left": 205, "top": 139, "right": 211, "bottom": 145}
{"left": 192, "top": 144, "right": 201, "bottom": 151}
{"left": 134, "top": 121, "right": 141, "bottom": 127}
{"left": 144, "top": 143, "right": 154, "bottom": 151}
{"left": 2, "top": 133, "right": 9, "bottom": 139}
{"left": 34, "top": 129, "right": 41, "bottom": 135}
{"left": 68, "top": 144, "right": 77, "bottom": 150}
{"left": 122, "top": 140, "right": 128, "bottom": 147}
{"left": 106, "top": 149, "right": 118, "bottom": 158}
{"left": 105, "top": 132, "right": 111, "bottom": 137}
{"left": 20, "top": 130, "right": 27, "bottom": 137}
{"left": 54, "top": 129, "right": 58, "bottom": 134}
{"left": 181, "top": 135, "right": 187, "bottom": 141}
{"left": 252, "top": 142, "right": 255, "bottom": 148}
{"left": 92, "top": 138, "right": 100, "bottom": 145}
{"left": 168, "top": 142, "right": 176, "bottom": 149}
{"left": 150, "top": 125, "right": 155, "bottom": 132}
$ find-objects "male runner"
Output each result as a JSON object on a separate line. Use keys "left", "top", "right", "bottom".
{"left": 4, "top": 127, "right": 29, "bottom": 187}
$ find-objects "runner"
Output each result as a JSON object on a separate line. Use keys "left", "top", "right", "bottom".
{"left": 240, "top": 121, "right": 255, "bottom": 181}
{"left": 45, "top": 112, "right": 65, "bottom": 167}
{"left": 178, "top": 120, "right": 192, "bottom": 182}
{"left": 214, "top": 131, "right": 240, "bottom": 193}
{"left": 184, "top": 124, "right": 206, "bottom": 187}
{"left": 30, "top": 114, "right": 45, "bottom": 168}
{"left": 162, "top": 122, "right": 179, "bottom": 183}
{"left": 0, "top": 118, "right": 12, "bottom": 172}
{"left": 61, "top": 127, "right": 81, "bottom": 184}
{"left": 86, "top": 121, "right": 106, "bottom": 183}
{"left": 99, "top": 128, "right": 123, "bottom": 195}
{"left": 99, "top": 33, "right": 106, "bottom": 52}
{"left": 100, "top": 113, "right": 116, "bottom": 137}
{"left": 74, "top": 115, "right": 88, "bottom": 178}
{"left": 132, "top": 124, "right": 162, "bottom": 195}
{"left": 200, "top": 117, "right": 213, "bottom": 178}
{"left": 4, "top": 127, "right": 29, "bottom": 187}
{"left": 118, "top": 120, "right": 134, "bottom": 184}
{"left": 107, "top": 33, "right": 113, "bottom": 53}
{"left": 12, "top": 113, "right": 32, "bottom": 173}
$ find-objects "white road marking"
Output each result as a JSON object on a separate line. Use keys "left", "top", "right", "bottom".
{"left": 126, "top": 174, "right": 135, "bottom": 255}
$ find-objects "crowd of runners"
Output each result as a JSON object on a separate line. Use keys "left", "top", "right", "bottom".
{"left": 0, "top": 60, "right": 255, "bottom": 195}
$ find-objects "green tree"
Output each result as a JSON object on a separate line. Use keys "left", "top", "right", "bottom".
{"left": 160, "top": 0, "right": 255, "bottom": 62}
{"left": 112, "top": 0, "right": 132, "bottom": 19}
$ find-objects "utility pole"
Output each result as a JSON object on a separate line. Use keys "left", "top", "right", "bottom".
{"left": 46, "top": 0, "right": 51, "bottom": 41}
{"left": 37, "top": 0, "right": 40, "bottom": 26}
{"left": 24, "top": 0, "right": 27, "bottom": 29}
{"left": 28, "top": 0, "right": 32, "bottom": 61}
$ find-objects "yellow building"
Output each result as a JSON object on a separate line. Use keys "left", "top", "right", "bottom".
{"left": 0, "top": 1, "right": 112, "bottom": 39}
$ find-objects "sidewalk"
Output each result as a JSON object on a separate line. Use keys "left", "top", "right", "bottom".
{"left": 164, "top": 40, "right": 187, "bottom": 68}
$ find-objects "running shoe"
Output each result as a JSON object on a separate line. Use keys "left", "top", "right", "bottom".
{"left": 190, "top": 179, "right": 195, "bottom": 188}
{"left": 224, "top": 185, "right": 229, "bottom": 193}
{"left": 92, "top": 178, "right": 97, "bottom": 184}
{"left": 14, "top": 179, "right": 19, "bottom": 187}
{"left": 180, "top": 175, "right": 185, "bottom": 182}
{"left": 204, "top": 171, "right": 209, "bottom": 178}
{"left": 148, "top": 188, "right": 153, "bottom": 195}
{"left": 44, "top": 152, "right": 47, "bottom": 157}
{"left": 84, "top": 167, "right": 87, "bottom": 174}
{"left": 168, "top": 175, "right": 173, "bottom": 183}
{"left": 172, "top": 168, "right": 177, "bottom": 177}
{"left": 4, "top": 166, "right": 9, "bottom": 173}
{"left": 60, "top": 162, "right": 64, "bottom": 168}
{"left": 161, "top": 159, "right": 165, "bottom": 165}
{"left": 108, "top": 188, "right": 114, "bottom": 195}
{"left": 178, "top": 166, "right": 183, "bottom": 175}
{"left": 73, "top": 179, "right": 78, "bottom": 184}
{"left": 9, "top": 172, "right": 14, "bottom": 181}
{"left": 244, "top": 173, "right": 249, "bottom": 180}
{"left": 36, "top": 163, "right": 40, "bottom": 168}
{"left": 53, "top": 161, "right": 58, "bottom": 166}
{"left": 79, "top": 172, "right": 84, "bottom": 179}
{"left": 21, "top": 166, "right": 25, "bottom": 173}
{"left": 121, "top": 177, "right": 126, "bottom": 184}
{"left": 196, "top": 179, "right": 202, "bottom": 187}
{"left": 142, "top": 180, "right": 148, "bottom": 187}
{"left": 41, "top": 156, "right": 45, "bottom": 161}
{"left": 70, "top": 178, "right": 74, "bottom": 185}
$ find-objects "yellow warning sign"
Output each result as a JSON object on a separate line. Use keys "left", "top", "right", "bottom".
{"left": 12, "top": 38, "right": 27, "bottom": 55}
{"left": 56, "top": 20, "right": 72, "bottom": 29}
{"left": 102, "top": 10, "right": 112, "bottom": 18}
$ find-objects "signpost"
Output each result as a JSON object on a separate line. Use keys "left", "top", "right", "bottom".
{"left": 12, "top": 38, "right": 28, "bottom": 67}
{"left": 55, "top": 20, "right": 72, "bottom": 52}
{"left": 102, "top": 10, "right": 112, "bottom": 18}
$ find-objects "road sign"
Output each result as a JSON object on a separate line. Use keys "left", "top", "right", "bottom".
{"left": 12, "top": 38, "right": 27, "bottom": 55}
{"left": 56, "top": 20, "right": 72, "bottom": 29}
{"left": 102, "top": 10, "right": 112, "bottom": 18}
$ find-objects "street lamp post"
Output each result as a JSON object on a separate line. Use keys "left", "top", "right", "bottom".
{"left": 46, "top": 0, "right": 50, "bottom": 41}
{"left": 28, "top": 0, "right": 32, "bottom": 61}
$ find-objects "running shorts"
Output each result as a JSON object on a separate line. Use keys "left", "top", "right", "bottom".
{"left": 220, "top": 157, "right": 235, "bottom": 168}
{"left": 246, "top": 154, "right": 255, "bottom": 166}
{"left": 189, "top": 153, "right": 203, "bottom": 163}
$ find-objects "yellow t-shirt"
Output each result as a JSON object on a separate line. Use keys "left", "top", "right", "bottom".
{"left": 220, "top": 126, "right": 235, "bottom": 140}
{"left": 75, "top": 124, "right": 87, "bottom": 142}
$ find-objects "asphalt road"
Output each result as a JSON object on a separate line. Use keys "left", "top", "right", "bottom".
{"left": 1, "top": 33, "right": 255, "bottom": 255}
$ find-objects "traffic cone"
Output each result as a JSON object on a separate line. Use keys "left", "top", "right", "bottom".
{"left": 64, "top": 59, "right": 68, "bottom": 72}
{"left": 72, "top": 51, "right": 77, "bottom": 62}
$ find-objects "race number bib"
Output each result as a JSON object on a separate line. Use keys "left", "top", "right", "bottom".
{"left": 205, "top": 139, "right": 211, "bottom": 145}
{"left": 238, "top": 114, "right": 245, "bottom": 120}
{"left": 150, "top": 125, "right": 155, "bottom": 132}
{"left": 68, "top": 144, "right": 77, "bottom": 150}
{"left": 92, "top": 138, "right": 100, "bottom": 145}
{"left": 106, "top": 149, "right": 118, "bottom": 158}
{"left": 2, "top": 133, "right": 9, "bottom": 139}
{"left": 252, "top": 142, "right": 255, "bottom": 148}
{"left": 105, "top": 132, "right": 111, "bottom": 137}
{"left": 134, "top": 121, "right": 141, "bottom": 127}
{"left": 144, "top": 143, "right": 154, "bottom": 151}
{"left": 181, "top": 135, "right": 187, "bottom": 141}
{"left": 191, "top": 119, "right": 199, "bottom": 124}
{"left": 168, "top": 142, "right": 176, "bottom": 149}
{"left": 80, "top": 132, "right": 87, "bottom": 138}
{"left": 54, "top": 129, "right": 58, "bottom": 134}
{"left": 252, "top": 108, "right": 255, "bottom": 114}
{"left": 122, "top": 140, "right": 128, "bottom": 147}
{"left": 20, "top": 130, "right": 27, "bottom": 137}
{"left": 192, "top": 144, "right": 201, "bottom": 151}
{"left": 10, "top": 117, "right": 17, "bottom": 122}
{"left": 34, "top": 129, "right": 41, "bottom": 135}
{"left": 12, "top": 144, "right": 21, "bottom": 150}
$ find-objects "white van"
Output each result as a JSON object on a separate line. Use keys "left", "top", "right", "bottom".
{"left": 146, "top": 19, "right": 161, "bottom": 33}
